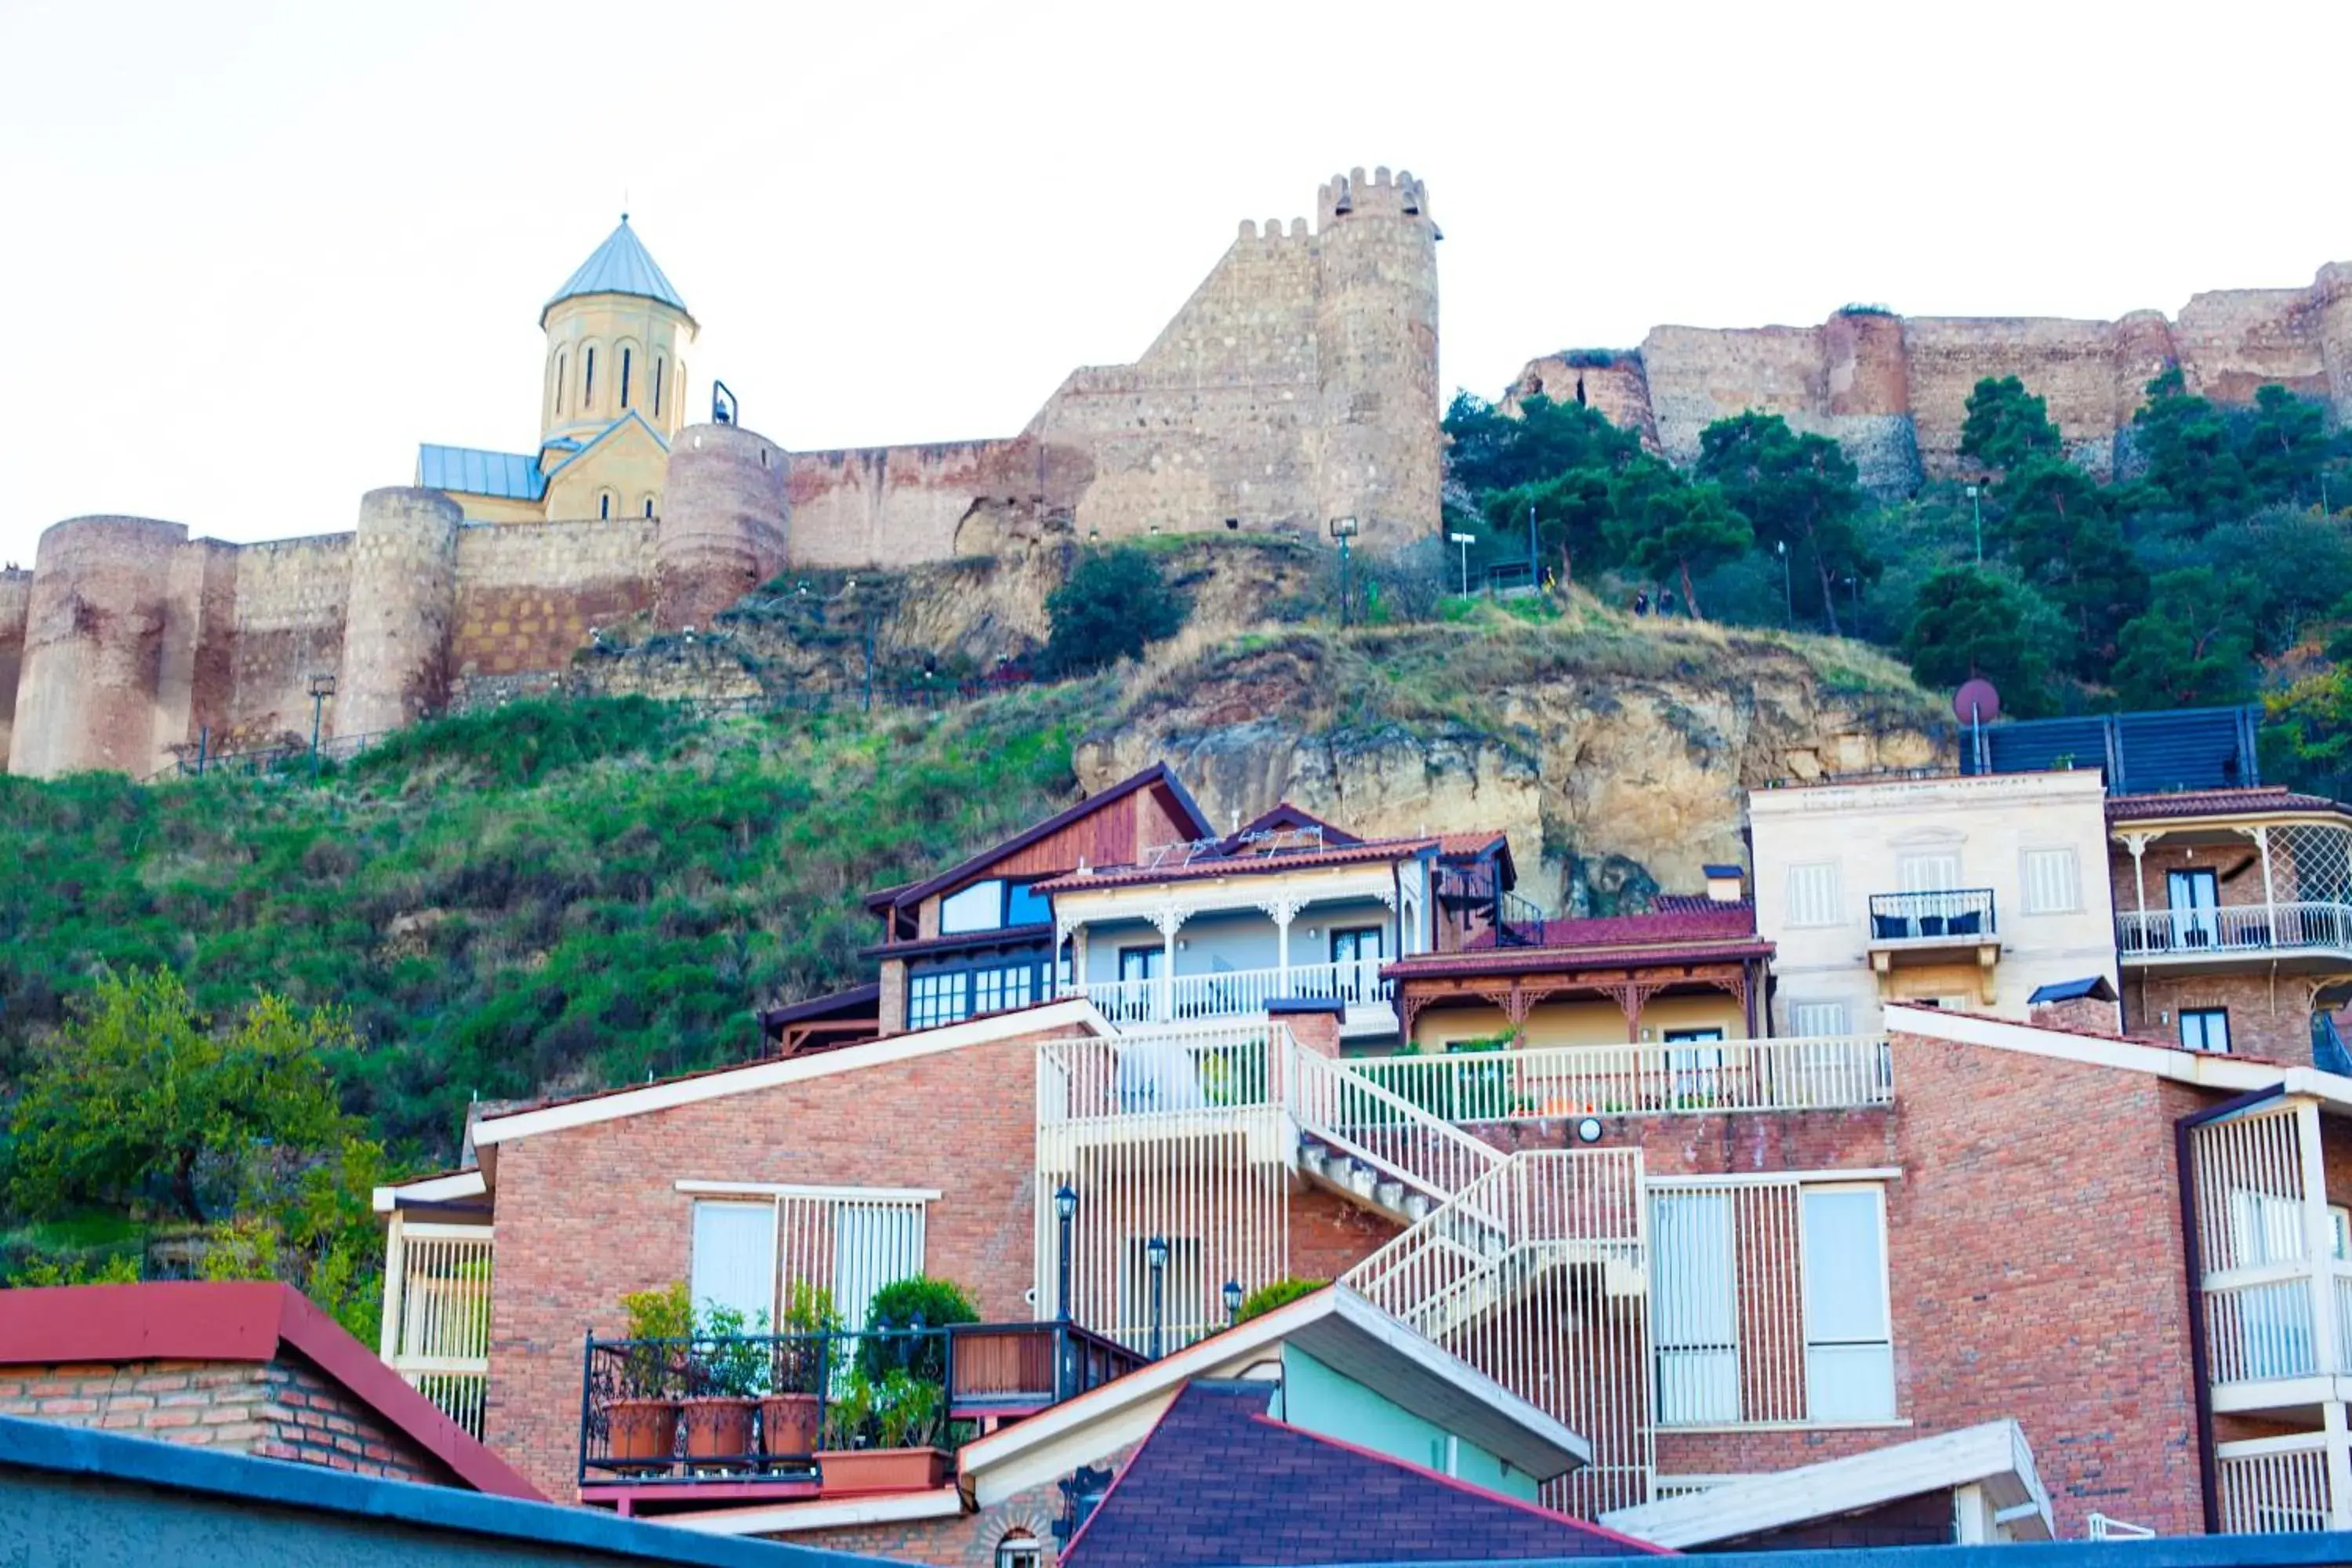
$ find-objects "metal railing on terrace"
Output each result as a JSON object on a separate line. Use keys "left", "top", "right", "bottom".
{"left": 378, "top": 1223, "right": 492, "bottom": 1439}
{"left": 578, "top": 1320, "right": 1142, "bottom": 1492}
{"left": 1346, "top": 1036, "right": 1894, "bottom": 1121}
{"left": 1867, "top": 888, "right": 1997, "bottom": 942}
{"left": 1063, "top": 957, "right": 1391, "bottom": 1029}
{"left": 2118, "top": 900, "right": 2352, "bottom": 960}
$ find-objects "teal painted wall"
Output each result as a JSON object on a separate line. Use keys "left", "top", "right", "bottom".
{"left": 1273, "top": 1346, "right": 1536, "bottom": 1501}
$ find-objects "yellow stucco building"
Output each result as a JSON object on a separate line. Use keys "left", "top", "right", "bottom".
{"left": 416, "top": 216, "right": 696, "bottom": 526}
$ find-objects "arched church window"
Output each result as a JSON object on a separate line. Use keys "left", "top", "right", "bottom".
{"left": 599, "top": 492, "right": 612, "bottom": 520}
{"left": 621, "top": 347, "right": 633, "bottom": 410}
{"left": 585, "top": 347, "right": 598, "bottom": 410}
{"left": 654, "top": 356, "right": 665, "bottom": 419}
{"left": 555, "top": 352, "right": 567, "bottom": 416}
{"left": 642, "top": 497, "right": 654, "bottom": 519}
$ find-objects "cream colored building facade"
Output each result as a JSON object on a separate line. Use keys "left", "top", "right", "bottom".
{"left": 1749, "top": 771, "right": 2118, "bottom": 1035}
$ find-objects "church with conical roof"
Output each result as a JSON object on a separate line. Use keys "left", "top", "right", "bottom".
{"left": 416, "top": 216, "right": 700, "bottom": 528}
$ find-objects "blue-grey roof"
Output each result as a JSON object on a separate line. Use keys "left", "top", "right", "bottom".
{"left": 545, "top": 216, "right": 690, "bottom": 320}
{"left": 417, "top": 445, "right": 547, "bottom": 502}
{"left": 2029, "top": 975, "right": 2118, "bottom": 1004}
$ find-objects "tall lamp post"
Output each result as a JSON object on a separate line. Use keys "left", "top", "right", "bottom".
{"left": 1328, "top": 517, "right": 1359, "bottom": 627}
{"left": 1054, "top": 1185, "right": 1077, "bottom": 1323}
{"left": 1525, "top": 499, "right": 1539, "bottom": 590}
{"left": 1145, "top": 1235, "right": 1170, "bottom": 1359}
{"left": 307, "top": 673, "right": 336, "bottom": 779}
{"left": 1965, "top": 484, "right": 1983, "bottom": 564}
{"left": 1448, "top": 532, "right": 1474, "bottom": 596}
{"left": 1775, "top": 539, "right": 1793, "bottom": 626}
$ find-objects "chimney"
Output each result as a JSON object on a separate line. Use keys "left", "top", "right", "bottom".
{"left": 2028, "top": 977, "right": 2122, "bottom": 1036}
{"left": 1702, "top": 864, "right": 1746, "bottom": 904}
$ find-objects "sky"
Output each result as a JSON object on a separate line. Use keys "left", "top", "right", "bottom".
{"left": 2, "top": 0, "right": 2347, "bottom": 563}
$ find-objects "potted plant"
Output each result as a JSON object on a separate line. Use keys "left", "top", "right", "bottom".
{"left": 760, "top": 1282, "right": 837, "bottom": 1462}
{"left": 605, "top": 1281, "right": 691, "bottom": 1470}
{"left": 681, "top": 1301, "right": 766, "bottom": 1467}
{"left": 816, "top": 1367, "right": 952, "bottom": 1493}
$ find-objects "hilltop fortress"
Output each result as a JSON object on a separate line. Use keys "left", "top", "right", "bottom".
{"left": 1512, "top": 267, "right": 2352, "bottom": 492}
{"left": 0, "top": 167, "right": 1441, "bottom": 779}
{"left": 4, "top": 158, "right": 2348, "bottom": 781}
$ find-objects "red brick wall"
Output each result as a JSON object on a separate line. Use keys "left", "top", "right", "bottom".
{"left": 486, "top": 1028, "right": 1074, "bottom": 1501}
{"left": 2123, "top": 968, "right": 2314, "bottom": 1065}
{"left": 0, "top": 1351, "right": 459, "bottom": 1487}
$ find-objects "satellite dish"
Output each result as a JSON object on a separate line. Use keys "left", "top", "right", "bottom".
{"left": 1954, "top": 678, "right": 2001, "bottom": 725}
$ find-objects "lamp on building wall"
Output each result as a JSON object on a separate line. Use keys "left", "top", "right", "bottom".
{"left": 306, "top": 673, "right": 337, "bottom": 779}
{"left": 1222, "top": 1279, "right": 1243, "bottom": 1324}
{"left": 1146, "top": 1234, "right": 1171, "bottom": 1359}
{"left": 1054, "top": 1185, "right": 1078, "bottom": 1322}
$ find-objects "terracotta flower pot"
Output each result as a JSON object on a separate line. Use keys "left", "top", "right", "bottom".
{"left": 817, "top": 1446, "right": 952, "bottom": 1494}
{"left": 681, "top": 1396, "right": 759, "bottom": 1465}
{"left": 604, "top": 1397, "right": 681, "bottom": 1468}
{"left": 759, "top": 1391, "right": 822, "bottom": 1458}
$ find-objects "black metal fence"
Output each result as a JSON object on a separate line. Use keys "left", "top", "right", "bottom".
{"left": 577, "top": 1321, "right": 1144, "bottom": 1489}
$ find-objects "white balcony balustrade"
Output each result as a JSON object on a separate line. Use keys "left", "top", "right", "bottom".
{"left": 1065, "top": 957, "right": 1392, "bottom": 1029}
{"left": 1348, "top": 1036, "right": 1893, "bottom": 1121}
{"left": 2116, "top": 900, "right": 2352, "bottom": 960}
{"left": 2217, "top": 1433, "right": 2348, "bottom": 1533}
{"left": 378, "top": 1220, "right": 493, "bottom": 1438}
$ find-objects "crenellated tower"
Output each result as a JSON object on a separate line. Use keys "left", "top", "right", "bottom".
{"left": 1312, "top": 167, "right": 1442, "bottom": 542}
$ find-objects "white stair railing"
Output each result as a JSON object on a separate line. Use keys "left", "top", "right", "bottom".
{"left": 1288, "top": 1045, "right": 1507, "bottom": 1212}
{"left": 1348, "top": 1036, "right": 1893, "bottom": 1120}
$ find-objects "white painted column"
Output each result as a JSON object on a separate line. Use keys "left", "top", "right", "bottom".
{"left": 2325, "top": 1399, "right": 2352, "bottom": 1532}
{"left": 2252, "top": 825, "right": 2279, "bottom": 938}
{"left": 378, "top": 1210, "right": 407, "bottom": 1362}
{"left": 2297, "top": 1100, "right": 2339, "bottom": 1382}
{"left": 1154, "top": 906, "right": 1185, "bottom": 1023}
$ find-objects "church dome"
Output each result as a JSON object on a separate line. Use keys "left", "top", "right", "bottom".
{"left": 542, "top": 216, "right": 691, "bottom": 326}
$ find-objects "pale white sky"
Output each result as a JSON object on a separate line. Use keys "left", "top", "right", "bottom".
{"left": 2, "top": 0, "right": 2345, "bottom": 563}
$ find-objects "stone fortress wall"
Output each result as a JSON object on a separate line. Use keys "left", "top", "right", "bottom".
{"left": 1512, "top": 261, "right": 2352, "bottom": 493}
{"left": 5, "top": 166, "right": 1441, "bottom": 779}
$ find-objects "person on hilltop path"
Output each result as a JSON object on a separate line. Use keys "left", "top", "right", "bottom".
{"left": 1633, "top": 590, "right": 1650, "bottom": 616}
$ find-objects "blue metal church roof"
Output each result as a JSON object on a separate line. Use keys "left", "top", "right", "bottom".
{"left": 416, "top": 445, "right": 547, "bottom": 501}
{"left": 544, "top": 216, "right": 690, "bottom": 321}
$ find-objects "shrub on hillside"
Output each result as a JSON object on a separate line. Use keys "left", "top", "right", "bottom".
{"left": 1043, "top": 546, "right": 1190, "bottom": 674}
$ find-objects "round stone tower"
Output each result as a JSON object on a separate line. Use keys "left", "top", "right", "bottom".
{"left": 336, "top": 488, "right": 461, "bottom": 739}
{"left": 655, "top": 422, "right": 789, "bottom": 630}
{"left": 10, "top": 515, "right": 187, "bottom": 779}
{"left": 1312, "top": 167, "right": 1441, "bottom": 547}
{"left": 2315, "top": 262, "right": 2352, "bottom": 426}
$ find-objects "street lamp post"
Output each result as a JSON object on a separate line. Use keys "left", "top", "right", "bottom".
{"left": 1775, "top": 539, "right": 1793, "bottom": 626}
{"left": 1525, "top": 499, "right": 1539, "bottom": 590}
{"left": 1145, "top": 1235, "right": 1170, "bottom": 1359}
{"left": 1965, "top": 484, "right": 1983, "bottom": 564}
{"left": 1328, "top": 517, "right": 1359, "bottom": 627}
{"left": 1447, "top": 532, "right": 1475, "bottom": 596}
{"left": 1054, "top": 1185, "right": 1077, "bottom": 1323}
{"left": 307, "top": 673, "right": 336, "bottom": 779}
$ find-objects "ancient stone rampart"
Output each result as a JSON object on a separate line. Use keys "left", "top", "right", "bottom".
{"left": 451, "top": 514, "right": 655, "bottom": 680}
{"left": 1512, "top": 264, "right": 2352, "bottom": 492}
{"left": 0, "top": 568, "right": 31, "bottom": 767}
{"left": 13, "top": 517, "right": 188, "bottom": 777}
{"left": 655, "top": 423, "right": 789, "bottom": 627}
{"left": 220, "top": 532, "right": 351, "bottom": 750}
{"left": 337, "top": 489, "right": 461, "bottom": 738}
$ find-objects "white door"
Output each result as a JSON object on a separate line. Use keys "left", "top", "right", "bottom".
{"left": 691, "top": 1201, "right": 778, "bottom": 1328}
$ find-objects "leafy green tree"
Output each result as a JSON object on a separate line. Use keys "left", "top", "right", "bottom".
{"left": 2262, "top": 667, "right": 2352, "bottom": 800}
{"left": 2238, "top": 384, "right": 2337, "bottom": 507}
{"left": 5, "top": 971, "right": 350, "bottom": 1223}
{"left": 2140, "top": 509, "right": 2352, "bottom": 654}
{"left": 2132, "top": 368, "right": 2251, "bottom": 527}
{"left": 1994, "top": 457, "right": 2147, "bottom": 678}
{"left": 1604, "top": 478, "right": 1751, "bottom": 620}
{"left": 1958, "top": 376, "right": 2060, "bottom": 474}
{"left": 1042, "top": 546, "right": 1190, "bottom": 673}
{"left": 1482, "top": 469, "right": 1616, "bottom": 586}
{"left": 1900, "top": 568, "right": 2060, "bottom": 716}
{"left": 1443, "top": 392, "right": 1644, "bottom": 499}
{"left": 2111, "top": 569, "right": 2258, "bottom": 710}
{"left": 1695, "top": 412, "right": 1871, "bottom": 635}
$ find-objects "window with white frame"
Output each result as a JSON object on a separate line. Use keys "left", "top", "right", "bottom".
{"left": 1799, "top": 1186, "right": 1896, "bottom": 1422}
{"left": 2020, "top": 848, "right": 2080, "bottom": 914}
{"left": 1785, "top": 863, "right": 1843, "bottom": 928}
{"left": 1788, "top": 1000, "right": 1851, "bottom": 1036}
{"left": 1897, "top": 852, "right": 1962, "bottom": 893}
{"left": 1650, "top": 1191, "right": 1740, "bottom": 1424}
{"left": 688, "top": 1187, "right": 931, "bottom": 1334}
{"left": 994, "top": 1534, "right": 1044, "bottom": 1568}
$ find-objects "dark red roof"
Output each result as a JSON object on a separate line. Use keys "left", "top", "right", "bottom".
{"left": 1472, "top": 902, "right": 1757, "bottom": 950}
{"left": 1063, "top": 1381, "right": 1662, "bottom": 1566}
{"left": 1037, "top": 837, "right": 1436, "bottom": 893}
{"left": 2106, "top": 787, "right": 2351, "bottom": 823}
{"left": 0, "top": 1283, "right": 541, "bottom": 1501}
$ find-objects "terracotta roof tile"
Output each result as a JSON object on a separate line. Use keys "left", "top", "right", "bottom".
{"left": 2106, "top": 787, "right": 2350, "bottom": 823}
{"left": 1036, "top": 837, "right": 1435, "bottom": 893}
{"left": 1472, "top": 903, "right": 1758, "bottom": 949}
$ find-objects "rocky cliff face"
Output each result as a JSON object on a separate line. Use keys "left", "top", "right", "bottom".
{"left": 1073, "top": 621, "right": 1948, "bottom": 913}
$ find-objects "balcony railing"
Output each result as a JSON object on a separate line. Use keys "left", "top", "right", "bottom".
{"left": 1065, "top": 957, "right": 1392, "bottom": 1027}
{"left": 2118, "top": 900, "right": 2352, "bottom": 960}
{"left": 1866, "top": 889, "right": 1997, "bottom": 943}
{"left": 379, "top": 1221, "right": 492, "bottom": 1438}
{"left": 1346, "top": 1036, "right": 1894, "bottom": 1121}
{"left": 2218, "top": 1433, "right": 2340, "bottom": 1533}
{"left": 579, "top": 1321, "right": 1144, "bottom": 1492}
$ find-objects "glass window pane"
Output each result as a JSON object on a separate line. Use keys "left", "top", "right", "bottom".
{"left": 940, "top": 880, "right": 1006, "bottom": 934}
{"left": 1006, "top": 882, "right": 1052, "bottom": 927}
{"left": 1651, "top": 1192, "right": 1739, "bottom": 1424}
{"left": 691, "top": 1201, "right": 776, "bottom": 1327}
{"left": 1806, "top": 1343, "right": 1895, "bottom": 1422}
{"left": 1802, "top": 1189, "right": 1887, "bottom": 1342}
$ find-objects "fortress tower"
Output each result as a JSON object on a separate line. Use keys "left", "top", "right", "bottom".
{"left": 336, "top": 488, "right": 461, "bottom": 737}
{"left": 1312, "top": 168, "right": 1442, "bottom": 539}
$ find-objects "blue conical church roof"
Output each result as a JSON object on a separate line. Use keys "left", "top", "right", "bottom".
{"left": 543, "top": 216, "right": 691, "bottom": 323}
